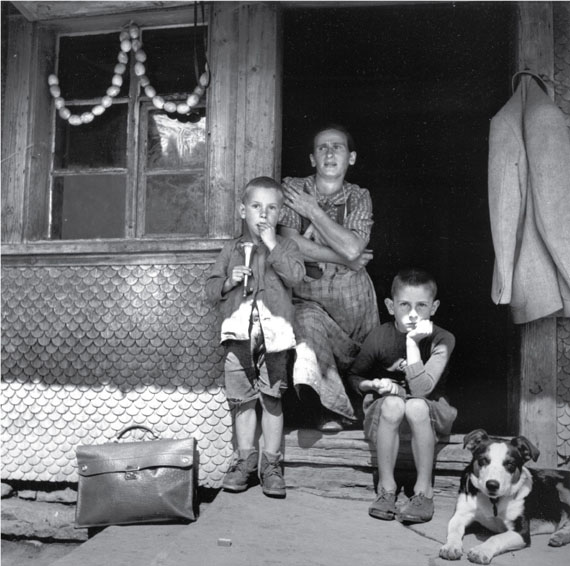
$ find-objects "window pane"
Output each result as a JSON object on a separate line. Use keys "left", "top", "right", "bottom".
{"left": 52, "top": 175, "right": 126, "bottom": 239}
{"left": 147, "top": 110, "right": 206, "bottom": 170}
{"left": 58, "top": 33, "right": 130, "bottom": 100}
{"left": 145, "top": 173, "right": 206, "bottom": 235}
{"left": 141, "top": 26, "right": 207, "bottom": 95}
{"left": 54, "top": 104, "right": 128, "bottom": 169}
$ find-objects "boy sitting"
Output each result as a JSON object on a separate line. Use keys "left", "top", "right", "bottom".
{"left": 349, "top": 268, "right": 457, "bottom": 522}
{"left": 206, "top": 176, "right": 305, "bottom": 498}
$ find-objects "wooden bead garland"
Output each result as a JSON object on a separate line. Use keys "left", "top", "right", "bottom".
{"left": 48, "top": 23, "right": 210, "bottom": 126}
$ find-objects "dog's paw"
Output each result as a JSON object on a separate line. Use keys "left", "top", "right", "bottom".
{"left": 439, "top": 543, "right": 463, "bottom": 561}
{"left": 467, "top": 545, "right": 493, "bottom": 565}
{"left": 548, "top": 530, "right": 570, "bottom": 547}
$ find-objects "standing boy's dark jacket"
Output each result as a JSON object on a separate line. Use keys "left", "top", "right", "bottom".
{"left": 206, "top": 235, "right": 305, "bottom": 353}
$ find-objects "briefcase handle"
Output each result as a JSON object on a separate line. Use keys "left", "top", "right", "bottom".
{"left": 115, "top": 425, "right": 160, "bottom": 442}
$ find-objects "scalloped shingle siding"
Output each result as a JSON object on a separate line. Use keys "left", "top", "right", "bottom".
{"left": 1, "top": 264, "right": 233, "bottom": 487}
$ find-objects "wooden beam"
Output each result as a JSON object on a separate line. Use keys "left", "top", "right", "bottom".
{"left": 0, "top": 250, "right": 219, "bottom": 268}
{"left": 24, "top": 26, "right": 57, "bottom": 242}
{"left": 1, "top": 239, "right": 229, "bottom": 257}
{"left": 283, "top": 430, "right": 471, "bottom": 473}
{"left": 28, "top": 6, "right": 205, "bottom": 35}
{"left": 207, "top": 2, "right": 282, "bottom": 237}
{"left": 516, "top": 1, "right": 554, "bottom": 93}
{"left": 515, "top": 1, "right": 558, "bottom": 467}
{"left": 207, "top": 2, "right": 240, "bottom": 238}
{"left": 1, "top": 15, "right": 33, "bottom": 244}
{"left": 11, "top": 2, "right": 193, "bottom": 22}
{"left": 519, "top": 319, "right": 558, "bottom": 466}
{"left": 235, "top": 2, "right": 282, "bottom": 186}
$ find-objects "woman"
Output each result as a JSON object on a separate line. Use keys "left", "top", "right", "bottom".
{"left": 279, "top": 124, "right": 380, "bottom": 431}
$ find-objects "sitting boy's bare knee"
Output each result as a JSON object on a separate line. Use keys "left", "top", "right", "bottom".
{"left": 404, "top": 398, "right": 430, "bottom": 422}
{"left": 380, "top": 395, "right": 405, "bottom": 422}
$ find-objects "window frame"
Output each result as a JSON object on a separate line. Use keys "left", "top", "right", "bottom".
{"left": 138, "top": 102, "right": 208, "bottom": 240}
{"left": 12, "top": 6, "right": 226, "bottom": 257}
{"left": 3, "top": 3, "right": 282, "bottom": 261}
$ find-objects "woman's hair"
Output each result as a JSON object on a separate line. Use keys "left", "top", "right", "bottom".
{"left": 242, "top": 176, "right": 284, "bottom": 202}
{"left": 391, "top": 268, "right": 438, "bottom": 299}
{"left": 310, "top": 123, "right": 356, "bottom": 153}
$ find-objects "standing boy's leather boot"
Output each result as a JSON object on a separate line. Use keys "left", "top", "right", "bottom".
{"left": 260, "top": 451, "right": 286, "bottom": 498}
{"left": 222, "top": 448, "right": 259, "bottom": 492}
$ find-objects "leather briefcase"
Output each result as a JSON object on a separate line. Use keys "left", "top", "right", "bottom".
{"left": 75, "top": 425, "right": 197, "bottom": 528}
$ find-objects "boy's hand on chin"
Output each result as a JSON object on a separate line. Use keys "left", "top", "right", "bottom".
{"left": 407, "top": 320, "right": 433, "bottom": 342}
{"left": 259, "top": 223, "right": 277, "bottom": 249}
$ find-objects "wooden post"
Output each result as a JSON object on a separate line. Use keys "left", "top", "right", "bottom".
{"left": 234, "top": 3, "right": 282, "bottom": 184}
{"left": 25, "top": 25, "right": 56, "bottom": 241}
{"left": 515, "top": 1, "right": 558, "bottom": 467}
{"left": 234, "top": 2, "right": 282, "bottom": 232}
{"left": 516, "top": 2, "right": 554, "bottom": 96}
{"left": 1, "top": 15, "right": 33, "bottom": 244}
{"left": 519, "top": 320, "right": 558, "bottom": 466}
{"left": 207, "top": 2, "right": 240, "bottom": 239}
{"left": 207, "top": 2, "right": 282, "bottom": 237}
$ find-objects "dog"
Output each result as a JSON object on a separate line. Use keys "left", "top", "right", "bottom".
{"left": 439, "top": 429, "right": 570, "bottom": 564}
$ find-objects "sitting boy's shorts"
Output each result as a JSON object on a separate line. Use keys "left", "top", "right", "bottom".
{"left": 363, "top": 393, "right": 457, "bottom": 445}
{"left": 223, "top": 317, "right": 293, "bottom": 407}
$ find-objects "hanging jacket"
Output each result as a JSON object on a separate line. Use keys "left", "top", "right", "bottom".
{"left": 488, "top": 73, "right": 570, "bottom": 324}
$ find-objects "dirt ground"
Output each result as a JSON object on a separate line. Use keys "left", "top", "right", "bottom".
{"left": 1, "top": 539, "right": 81, "bottom": 566}
{"left": 36, "top": 488, "right": 570, "bottom": 566}
{"left": 3, "top": 487, "right": 568, "bottom": 566}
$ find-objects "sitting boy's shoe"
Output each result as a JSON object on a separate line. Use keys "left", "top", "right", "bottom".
{"left": 397, "top": 492, "right": 434, "bottom": 523}
{"left": 260, "top": 451, "right": 286, "bottom": 498}
{"left": 368, "top": 488, "right": 397, "bottom": 520}
{"left": 318, "top": 410, "right": 344, "bottom": 433}
{"left": 222, "top": 449, "right": 259, "bottom": 492}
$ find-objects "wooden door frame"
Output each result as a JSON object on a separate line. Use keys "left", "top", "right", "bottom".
{"left": 514, "top": 2, "right": 558, "bottom": 467}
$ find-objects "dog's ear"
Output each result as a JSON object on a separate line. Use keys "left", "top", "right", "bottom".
{"left": 463, "top": 429, "right": 489, "bottom": 452}
{"left": 511, "top": 436, "right": 540, "bottom": 463}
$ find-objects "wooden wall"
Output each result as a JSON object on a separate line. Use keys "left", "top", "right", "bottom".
{"left": 1, "top": 1, "right": 282, "bottom": 250}
{"left": 208, "top": 1, "right": 282, "bottom": 237}
{"left": 2, "top": 0, "right": 568, "bottom": 473}
{"left": 0, "top": 2, "right": 283, "bottom": 488}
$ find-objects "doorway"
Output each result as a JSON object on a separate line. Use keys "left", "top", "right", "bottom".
{"left": 282, "top": 2, "right": 516, "bottom": 434}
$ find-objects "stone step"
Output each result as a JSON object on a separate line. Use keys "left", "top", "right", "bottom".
{"left": 281, "top": 429, "right": 468, "bottom": 499}
{"left": 284, "top": 463, "right": 461, "bottom": 501}
{"left": 283, "top": 429, "right": 470, "bottom": 472}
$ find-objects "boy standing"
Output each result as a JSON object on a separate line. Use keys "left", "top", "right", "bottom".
{"left": 206, "top": 177, "right": 305, "bottom": 498}
{"left": 349, "top": 268, "right": 457, "bottom": 522}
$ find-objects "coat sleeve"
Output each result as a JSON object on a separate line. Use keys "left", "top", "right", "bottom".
{"left": 266, "top": 237, "right": 306, "bottom": 288}
{"left": 347, "top": 327, "right": 380, "bottom": 395}
{"left": 406, "top": 330, "right": 455, "bottom": 397}
{"left": 205, "top": 242, "right": 233, "bottom": 305}
{"left": 488, "top": 87, "right": 526, "bottom": 306}
{"left": 524, "top": 80, "right": 570, "bottom": 297}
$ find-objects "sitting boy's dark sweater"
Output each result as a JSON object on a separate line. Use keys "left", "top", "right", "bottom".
{"left": 348, "top": 321, "right": 455, "bottom": 410}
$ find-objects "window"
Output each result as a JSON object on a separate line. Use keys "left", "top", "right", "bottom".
{"left": 50, "top": 25, "right": 207, "bottom": 241}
